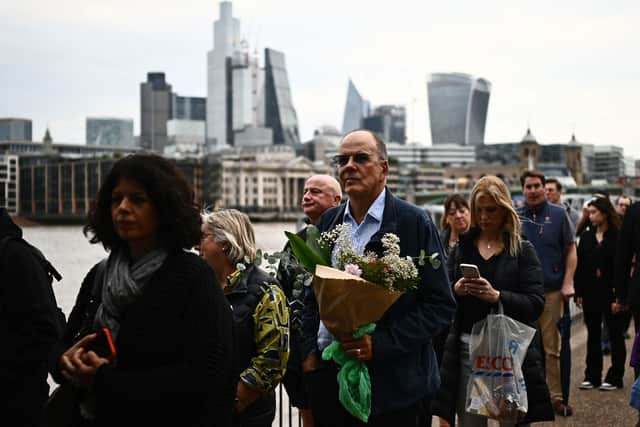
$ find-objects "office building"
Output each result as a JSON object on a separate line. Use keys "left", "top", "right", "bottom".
{"left": 341, "top": 79, "right": 370, "bottom": 134}
{"left": 207, "top": 1, "right": 241, "bottom": 149}
{"left": 164, "top": 95, "right": 207, "bottom": 157}
{"left": 0, "top": 118, "right": 32, "bottom": 141}
{"left": 140, "top": 72, "right": 173, "bottom": 152}
{"left": 363, "top": 105, "right": 406, "bottom": 144}
{"left": 173, "top": 96, "right": 206, "bottom": 121}
{"left": 0, "top": 154, "right": 18, "bottom": 214}
{"left": 206, "top": 3, "right": 298, "bottom": 149}
{"left": 590, "top": 145, "right": 625, "bottom": 182}
{"left": 86, "top": 117, "right": 134, "bottom": 147}
{"left": 264, "top": 48, "right": 300, "bottom": 145}
{"left": 427, "top": 72, "right": 491, "bottom": 145}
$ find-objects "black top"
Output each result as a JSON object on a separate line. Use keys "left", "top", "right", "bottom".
{"left": 0, "top": 208, "right": 61, "bottom": 427}
{"left": 575, "top": 226, "right": 618, "bottom": 309}
{"left": 434, "top": 227, "right": 553, "bottom": 425}
{"left": 456, "top": 246, "right": 500, "bottom": 333}
{"left": 51, "top": 251, "right": 235, "bottom": 427}
{"left": 615, "top": 202, "right": 640, "bottom": 309}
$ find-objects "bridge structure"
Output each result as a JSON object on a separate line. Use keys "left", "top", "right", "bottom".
{"left": 415, "top": 183, "right": 629, "bottom": 206}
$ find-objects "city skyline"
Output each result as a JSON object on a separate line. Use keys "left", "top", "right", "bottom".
{"left": 1, "top": 0, "right": 639, "bottom": 157}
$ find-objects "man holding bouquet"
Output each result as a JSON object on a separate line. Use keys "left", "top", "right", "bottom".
{"left": 301, "top": 130, "right": 456, "bottom": 426}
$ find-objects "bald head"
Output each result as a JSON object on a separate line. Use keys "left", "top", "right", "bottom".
{"left": 301, "top": 175, "right": 342, "bottom": 224}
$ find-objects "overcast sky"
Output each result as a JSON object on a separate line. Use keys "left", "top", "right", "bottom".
{"left": 2, "top": 0, "right": 639, "bottom": 157}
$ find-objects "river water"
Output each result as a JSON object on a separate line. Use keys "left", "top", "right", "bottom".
{"left": 22, "top": 222, "right": 297, "bottom": 316}
{"left": 24, "top": 222, "right": 301, "bottom": 425}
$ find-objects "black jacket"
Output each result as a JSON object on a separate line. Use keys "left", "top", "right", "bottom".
{"left": 51, "top": 251, "right": 235, "bottom": 427}
{"left": 615, "top": 202, "right": 640, "bottom": 309}
{"left": 575, "top": 227, "right": 618, "bottom": 310}
{"left": 432, "top": 229, "right": 554, "bottom": 425}
{"left": 301, "top": 190, "right": 456, "bottom": 415}
{"left": 0, "top": 208, "right": 61, "bottom": 427}
{"left": 225, "top": 264, "right": 282, "bottom": 420}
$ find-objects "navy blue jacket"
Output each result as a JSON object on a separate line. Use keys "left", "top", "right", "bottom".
{"left": 301, "top": 190, "right": 456, "bottom": 415}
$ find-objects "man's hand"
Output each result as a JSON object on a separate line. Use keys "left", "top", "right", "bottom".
{"left": 561, "top": 281, "right": 575, "bottom": 303}
{"left": 340, "top": 334, "right": 373, "bottom": 361}
{"left": 302, "top": 353, "right": 320, "bottom": 373}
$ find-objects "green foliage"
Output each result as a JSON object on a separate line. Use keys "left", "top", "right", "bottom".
{"left": 284, "top": 230, "right": 330, "bottom": 271}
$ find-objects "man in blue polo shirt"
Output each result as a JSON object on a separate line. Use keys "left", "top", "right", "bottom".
{"left": 518, "top": 170, "right": 577, "bottom": 417}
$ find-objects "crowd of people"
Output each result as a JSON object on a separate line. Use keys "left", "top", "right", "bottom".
{"left": 1, "top": 129, "right": 639, "bottom": 427}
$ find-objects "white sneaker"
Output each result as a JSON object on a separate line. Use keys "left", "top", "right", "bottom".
{"left": 579, "top": 381, "right": 595, "bottom": 390}
{"left": 599, "top": 382, "right": 617, "bottom": 391}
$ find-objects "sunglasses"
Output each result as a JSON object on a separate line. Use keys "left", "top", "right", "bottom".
{"left": 332, "top": 153, "right": 373, "bottom": 167}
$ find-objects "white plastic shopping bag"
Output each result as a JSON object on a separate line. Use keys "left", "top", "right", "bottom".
{"left": 465, "top": 302, "right": 536, "bottom": 423}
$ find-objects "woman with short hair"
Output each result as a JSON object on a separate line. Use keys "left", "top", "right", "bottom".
{"left": 200, "top": 209, "right": 290, "bottom": 427}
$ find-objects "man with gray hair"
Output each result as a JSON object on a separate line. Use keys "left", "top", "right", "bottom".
{"left": 277, "top": 174, "right": 342, "bottom": 426}
{"left": 301, "top": 130, "right": 455, "bottom": 426}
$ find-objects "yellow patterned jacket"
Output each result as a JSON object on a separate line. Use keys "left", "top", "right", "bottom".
{"left": 225, "top": 264, "right": 290, "bottom": 394}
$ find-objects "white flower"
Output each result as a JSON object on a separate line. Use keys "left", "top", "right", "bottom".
{"left": 381, "top": 233, "right": 401, "bottom": 256}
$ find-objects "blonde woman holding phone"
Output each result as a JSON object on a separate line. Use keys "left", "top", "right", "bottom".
{"left": 433, "top": 175, "right": 553, "bottom": 427}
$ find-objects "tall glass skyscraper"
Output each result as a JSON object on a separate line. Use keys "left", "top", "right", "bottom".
{"left": 206, "top": 3, "right": 298, "bottom": 149}
{"left": 207, "top": 1, "right": 241, "bottom": 150}
{"left": 341, "top": 79, "right": 370, "bottom": 134}
{"left": 363, "top": 105, "right": 406, "bottom": 144}
{"left": 265, "top": 48, "right": 300, "bottom": 145}
{"left": 427, "top": 73, "right": 491, "bottom": 146}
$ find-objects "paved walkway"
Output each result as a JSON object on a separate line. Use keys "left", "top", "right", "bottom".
{"left": 532, "top": 316, "right": 638, "bottom": 427}
{"left": 277, "top": 317, "right": 639, "bottom": 426}
{"left": 434, "top": 317, "right": 638, "bottom": 426}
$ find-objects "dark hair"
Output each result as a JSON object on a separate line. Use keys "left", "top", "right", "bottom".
{"left": 587, "top": 195, "right": 621, "bottom": 231}
{"left": 545, "top": 178, "right": 562, "bottom": 191}
{"left": 520, "top": 170, "right": 546, "bottom": 187}
{"left": 618, "top": 194, "right": 632, "bottom": 204}
{"left": 83, "top": 154, "right": 201, "bottom": 252}
{"left": 440, "top": 193, "right": 470, "bottom": 229}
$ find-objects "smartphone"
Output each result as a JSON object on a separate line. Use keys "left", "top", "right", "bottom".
{"left": 460, "top": 263, "right": 480, "bottom": 279}
{"left": 86, "top": 327, "right": 117, "bottom": 362}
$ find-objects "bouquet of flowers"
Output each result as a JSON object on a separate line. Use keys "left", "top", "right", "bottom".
{"left": 285, "top": 224, "right": 440, "bottom": 421}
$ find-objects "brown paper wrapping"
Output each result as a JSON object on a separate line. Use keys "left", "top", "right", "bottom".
{"left": 313, "top": 265, "right": 402, "bottom": 340}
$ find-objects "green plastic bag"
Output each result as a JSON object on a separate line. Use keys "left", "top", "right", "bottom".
{"left": 322, "top": 323, "right": 377, "bottom": 422}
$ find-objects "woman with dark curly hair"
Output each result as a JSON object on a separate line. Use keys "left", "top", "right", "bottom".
{"left": 50, "top": 154, "right": 235, "bottom": 427}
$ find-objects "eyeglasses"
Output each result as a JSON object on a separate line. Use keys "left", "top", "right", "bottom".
{"left": 332, "top": 153, "right": 372, "bottom": 167}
